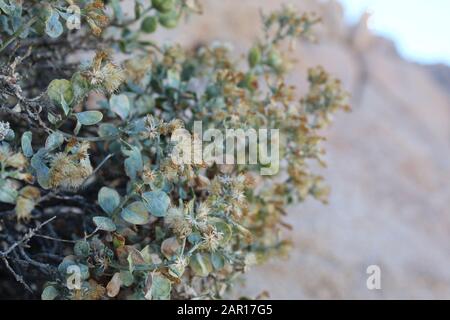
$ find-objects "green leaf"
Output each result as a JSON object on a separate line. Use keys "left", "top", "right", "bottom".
{"left": 45, "top": 132, "right": 64, "bottom": 151}
{"left": 21, "top": 131, "right": 33, "bottom": 157}
{"left": 142, "top": 190, "right": 170, "bottom": 217}
{"left": 152, "top": 0, "right": 174, "bottom": 13}
{"left": 41, "top": 286, "right": 59, "bottom": 300}
{"left": 120, "top": 201, "right": 150, "bottom": 225}
{"left": 141, "top": 16, "right": 158, "bottom": 33}
{"left": 248, "top": 46, "right": 261, "bottom": 68}
{"left": 148, "top": 274, "right": 171, "bottom": 300}
{"left": 47, "top": 79, "right": 74, "bottom": 113}
{"left": 93, "top": 216, "right": 116, "bottom": 232}
{"left": 98, "top": 187, "right": 120, "bottom": 215}
{"left": 158, "top": 11, "right": 178, "bottom": 29}
{"left": 110, "top": 94, "right": 130, "bottom": 120}
{"left": 75, "top": 111, "right": 103, "bottom": 126}
{"left": 45, "top": 10, "right": 63, "bottom": 38}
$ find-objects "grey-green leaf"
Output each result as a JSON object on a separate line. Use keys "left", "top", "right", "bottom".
{"left": 0, "top": 179, "right": 18, "bottom": 204}
{"left": 142, "top": 190, "right": 170, "bottom": 217}
{"left": 99, "top": 123, "right": 119, "bottom": 138}
{"left": 45, "top": 132, "right": 64, "bottom": 151}
{"left": 93, "top": 216, "right": 116, "bottom": 232}
{"left": 98, "top": 187, "right": 120, "bottom": 215}
{"left": 122, "top": 145, "right": 143, "bottom": 181}
{"left": 110, "top": 94, "right": 130, "bottom": 120}
{"left": 74, "top": 240, "right": 90, "bottom": 257}
{"left": 31, "top": 149, "right": 50, "bottom": 189}
{"left": 21, "top": 131, "right": 33, "bottom": 157}
{"left": 75, "top": 111, "right": 103, "bottom": 126}
{"left": 45, "top": 10, "right": 63, "bottom": 38}
{"left": 47, "top": 79, "right": 73, "bottom": 112}
{"left": 149, "top": 275, "right": 171, "bottom": 300}
{"left": 41, "top": 286, "right": 59, "bottom": 300}
{"left": 189, "top": 252, "right": 213, "bottom": 277}
{"left": 121, "top": 201, "right": 150, "bottom": 225}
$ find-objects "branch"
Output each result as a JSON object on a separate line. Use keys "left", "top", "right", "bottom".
{"left": 0, "top": 216, "right": 56, "bottom": 293}
{"left": 0, "top": 216, "right": 56, "bottom": 258}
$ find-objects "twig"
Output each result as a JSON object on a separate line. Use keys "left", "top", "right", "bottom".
{"left": 80, "top": 153, "right": 114, "bottom": 189}
{"left": 18, "top": 246, "right": 55, "bottom": 275}
{"left": 0, "top": 216, "right": 56, "bottom": 258}
{"left": 1, "top": 256, "right": 33, "bottom": 293}
{"left": 34, "top": 226, "right": 99, "bottom": 243}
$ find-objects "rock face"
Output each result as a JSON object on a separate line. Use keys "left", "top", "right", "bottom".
{"left": 153, "top": 0, "right": 450, "bottom": 298}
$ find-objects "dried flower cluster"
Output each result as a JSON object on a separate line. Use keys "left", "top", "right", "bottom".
{"left": 0, "top": 1, "right": 348, "bottom": 300}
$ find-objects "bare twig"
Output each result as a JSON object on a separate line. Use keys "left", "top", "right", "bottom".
{"left": 0, "top": 216, "right": 57, "bottom": 292}
{"left": 0, "top": 216, "right": 56, "bottom": 258}
{"left": 1, "top": 256, "right": 33, "bottom": 293}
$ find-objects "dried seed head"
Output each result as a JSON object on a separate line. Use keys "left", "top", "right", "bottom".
{"left": 49, "top": 143, "right": 93, "bottom": 190}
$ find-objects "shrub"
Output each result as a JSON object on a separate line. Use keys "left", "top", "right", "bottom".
{"left": 0, "top": 0, "right": 349, "bottom": 300}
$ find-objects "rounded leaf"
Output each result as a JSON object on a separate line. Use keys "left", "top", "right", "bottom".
{"left": 99, "top": 123, "right": 119, "bottom": 138}
{"left": 75, "top": 111, "right": 103, "bottom": 126}
{"left": 149, "top": 274, "right": 171, "bottom": 300}
{"left": 189, "top": 252, "right": 213, "bottom": 277}
{"left": 21, "top": 131, "right": 33, "bottom": 157}
{"left": 158, "top": 11, "right": 178, "bottom": 29}
{"left": 93, "top": 216, "right": 116, "bottom": 232}
{"left": 248, "top": 46, "right": 261, "bottom": 68}
{"left": 41, "top": 286, "right": 59, "bottom": 300}
{"left": 110, "top": 94, "right": 130, "bottom": 120}
{"left": 161, "top": 237, "right": 181, "bottom": 259}
{"left": 120, "top": 201, "right": 150, "bottom": 225}
{"left": 119, "top": 270, "right": 134, "bottom": 287}
{"left": 142, "top": 190, "right": 170, "bottom": 217}
{"left": 45, "top": 132, "right": 64, "bottom": 151}
{"left": 74, "top": 240, "right": 90, "bottom": 257}
{"left": 106, "top": 272, "right": 122, "bottom": 298}
{"left": 141, "top": 16, "right": 158, "bottom": 33}
{"left": 152, "top": 0, "right": 174, "bottom": 13}
{"left": 98, "top": 187, "right": 120, "bottom": 215}
{"left": 211, "top": 252, "right": 225, "bottom": 270}
{"left": 45, "top": 10, "right": 63, "bottom": 38}
{"left": 47, "top": 79, "right": 73, "bottom": 113}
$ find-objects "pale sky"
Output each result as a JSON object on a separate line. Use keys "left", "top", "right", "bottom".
{"left": 339, "top": 0, "right": 450, "bottom": 65}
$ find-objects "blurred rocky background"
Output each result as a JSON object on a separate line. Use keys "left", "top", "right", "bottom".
{"left": 145, "top": 0, "right": 450, "bottom": 299}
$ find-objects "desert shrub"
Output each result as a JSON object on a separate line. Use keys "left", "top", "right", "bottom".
{"left": 0, "top": 0, "right": 349, "bottom": 300}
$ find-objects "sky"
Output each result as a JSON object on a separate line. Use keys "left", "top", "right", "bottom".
{"left": 338, "top": 0, "right": 450, "bottom": 65}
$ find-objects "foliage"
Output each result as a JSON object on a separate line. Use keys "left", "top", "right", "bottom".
{"left": 0, "top": 1, "right": 349, "bottom": 299}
